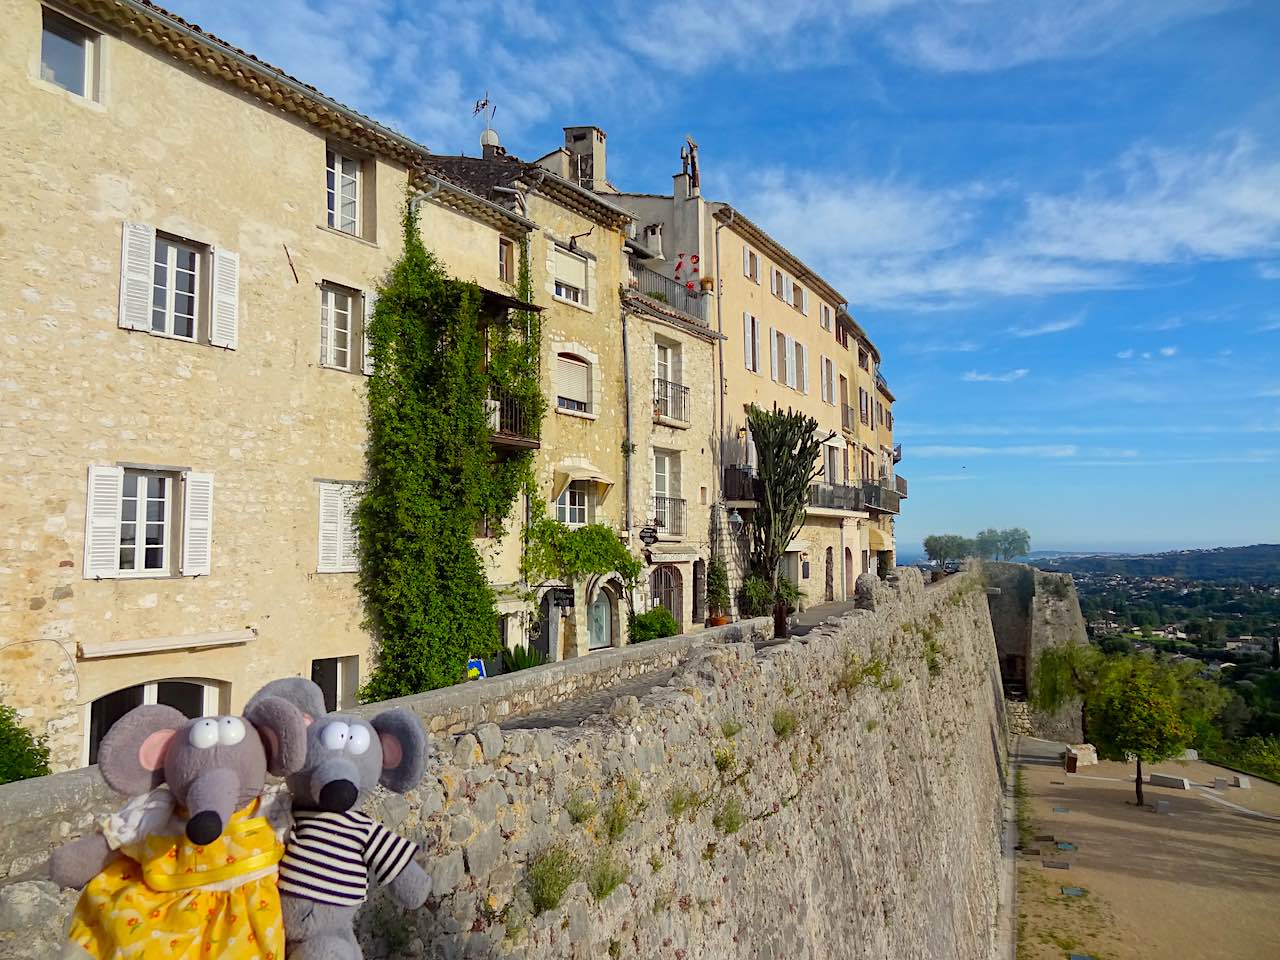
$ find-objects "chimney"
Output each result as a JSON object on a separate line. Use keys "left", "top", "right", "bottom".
{"left": 481, "top": 126, "right": 504, "bottom": 161}
{"left": 563, "top": 125, "right": 606, "bottom": 190}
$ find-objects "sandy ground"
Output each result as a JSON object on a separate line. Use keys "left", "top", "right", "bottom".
{"left": 1016, "top": 755, "right": 1280, "bottom": 960}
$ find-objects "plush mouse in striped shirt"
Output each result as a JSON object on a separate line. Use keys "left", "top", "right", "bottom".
{"left": 246, "top": 679, "right": 431, "bottom": 960}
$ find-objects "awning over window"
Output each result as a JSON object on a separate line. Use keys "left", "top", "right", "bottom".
{"left": 868, "top": 526, "right": 891, "bottom": 551}
{"left": 552, "top": 464, "right": 614, "bottom": 501}
{"left": 813, "top": 427, "right": 843, "bottom": 448}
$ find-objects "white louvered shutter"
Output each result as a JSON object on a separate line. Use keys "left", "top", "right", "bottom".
{"left": 785, "top": 336, "right": 797, "bottom": 388}
{"left": 118, "top": 222, "right": 155, "bottom": 331}
{"left": 783, "top": 276, "right": 793, "bottom": 306}
{"left": 317, "top": 483, "right": 343, "bottom": 573}
{"left": 743, "top": 246, "right": 750, "bottom": 277}
{"left": 83, "top": 464, "right": 123, "bottom": 579}
{"left": 769, "top": 269, "right": 777, "bottom": 296}
{"left": 801, "top": 287, "right": 810, "bottom": 316}
{"left": 339, "top": 485, "right": 360, "bottom": 572}
{"left": 209, "top": 247, "right": 240, "bottom": 349}
{"left": 362, "top": 290, "right": 378, "bottom": 376}
{"left": 743, "top": 312, "right": 753, "bottom": 370}
{"left": 768, "top": 326, "right": 778, "bottom": 381}
{"left": 797, "top": 343, "right": 809, "bottom": 393}
{"left": 181, "top": 472, "right": 214, "bottom": 576}
{"left": 820, "top": 356, "right": 830, "bottom": 402}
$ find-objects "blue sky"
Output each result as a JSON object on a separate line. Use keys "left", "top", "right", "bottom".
{"left": 168, "top": 0, "right": 1280, "bottom": 554}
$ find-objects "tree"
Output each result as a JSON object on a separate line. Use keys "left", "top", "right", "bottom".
{"left": 0, "top": 702, "right": 51, "bottom": 785}
{"left": 923, "top": 534, "right": 972, "bottom": 564}
{"left": 997, "top": 527, "right": 1031, "bottom": 561}
{"left": 746, "top": 404, "right": 826, "bottom": 637}
{"left": 1030, "top": 641, "right": 1106, "bottom": 741}
{"left": 1090, "top": 658, "right": 1190, "bottom": 806}
{"left": 974, "top": 528, "right": 1001, "bottom": 560}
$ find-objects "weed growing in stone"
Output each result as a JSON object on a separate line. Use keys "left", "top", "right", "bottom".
{"left": 603, "top": 780, "right": 644, "bottom": 842}
{"left": 713, "top": 796, "right": 745, "bottom": 835}
{"left": 585, "top": 852, "right": 628, "bottom": 901}
{"left": 923, "top": 635, "right": 945, "bottom": 677}
{"left": 773, "top": 709, "right": 798, "bottom": 739}
{"left": 367, "top": 897, "right": 414, "bottom": 954}
{"left": 608, "top": 939, "right": 622, "bottom": 959}
{"left": 720, "top": 718, "right": 743, "bottom": 738}
{"left": 565, "top": 792, "right": 597, "bottom": 825}
{"left": 667, "top": 787, "right": 699, "bottom": 822}
{"left": 525, "top": 845, "right": 579, "bottom": 915}
{"left": 713, "top": 746, "right": 736, "bottom": 773}
{"left": 1014, "top": 766, "right": 1034, "bottom": 849}
{"left": 865, "top": 719, "right": 879, "bottom": 732}
{"left": 648, "top": 853, "right": 663, "bottom": 872}
{"left": 702, "top": 841, "right": 717, "bottom": 861}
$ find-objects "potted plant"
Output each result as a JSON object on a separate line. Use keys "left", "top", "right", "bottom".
{"left": 706, "top": 556, "right": 732, "bottom": 626}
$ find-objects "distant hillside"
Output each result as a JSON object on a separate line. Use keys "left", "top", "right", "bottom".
{"left": 1034, "top": 544, "right": 1280, "bottom": 584}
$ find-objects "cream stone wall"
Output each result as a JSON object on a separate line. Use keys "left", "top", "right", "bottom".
{"left": 0, "top": 0, "right": 412, "bottom": 768}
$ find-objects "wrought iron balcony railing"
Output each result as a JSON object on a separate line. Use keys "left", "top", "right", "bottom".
{"left": 809, "top": 482, "right": 864, "bottom": 512}
{"left": 895, "top": 474, "right": 908, "bottom": 498}
{"left": 631, "top": 263, "right": 706, "bottom": 320}
{"left": 653, "top": 378, "right": 691, "bottom": 423}
{"left": 652, "top": 496, "right": 687, "bottom": 537}
{"left": 861, "top": 479, "right": 901, "bottom": 514}
{"left": 722, "top": 465, "right": 760, "bottom": 503}
{"left": 487, "top": 388, "right": 539, "bottom": 449}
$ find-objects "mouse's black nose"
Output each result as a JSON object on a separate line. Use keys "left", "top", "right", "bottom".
{"left": 319, "top": 779, "right": 358, "bottom": 813}
{"left": 186, "top": 811, "right": 224, "bottom": 845}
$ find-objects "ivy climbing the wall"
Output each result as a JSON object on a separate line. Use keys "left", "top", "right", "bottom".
{"left": 357, "top": 204, "right": 542, "bottom": 700}
{"left": 521, "top": 499, "right": 642, "bottom": 596}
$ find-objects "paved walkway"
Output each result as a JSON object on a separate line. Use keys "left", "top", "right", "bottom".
{"left": 498, "top": 665, "right": 678, "bottom": 731}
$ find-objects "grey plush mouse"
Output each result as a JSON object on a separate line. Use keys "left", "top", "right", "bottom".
{"left": 245, "top": 679, "right": 431, "bottom": 960}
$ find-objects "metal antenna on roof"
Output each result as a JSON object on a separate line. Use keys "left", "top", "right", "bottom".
{"left": 473, "top": 91, "right": 497, "bottom": 132}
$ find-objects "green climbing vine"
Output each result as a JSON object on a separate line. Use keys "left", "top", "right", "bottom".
{"left": 520, "top": 498, "right": 642, "bottom": 595}
{"left": 356, "top": 203, "right": 544, "bottom": 700}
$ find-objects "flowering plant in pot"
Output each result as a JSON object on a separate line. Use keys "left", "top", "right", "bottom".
{"left": 706, "top": 556, "right": 732, "bottom": 625}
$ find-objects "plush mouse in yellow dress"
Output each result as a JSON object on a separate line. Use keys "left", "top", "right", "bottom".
{"left": 50, "top": 698, "right": 308, "bottom": 960}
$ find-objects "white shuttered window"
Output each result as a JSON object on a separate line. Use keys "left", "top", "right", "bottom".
{"left": 181, "top": 473, "right": 214, "bottom": 576}
{"left": 553, "top": 248, "right": 589, "bottom": 306}
{"left": 555, "top": 353, "right": 592, "bottom": 413}
{"left": 320, "top": 285, "right": 354, "bottom": 371}
{"left": 318, "top": 482, "right": 360, "bottom": 573}
{"left": 796, "top": 342, "right": 809, "bottom": 394}
{"left": 742, "top": 313, "right": 760, "bottom": 372}
{"left": 83, "top": 465, "right": 214, "bottom": 579}
{"left": 326, "top": 149, "right": 360, "bottom": 235}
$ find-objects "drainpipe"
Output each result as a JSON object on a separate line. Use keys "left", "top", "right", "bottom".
{"left": 621, "top": 306, "right": 633, "bottom": 537}
{"left": 712, "top": 208, "right": 734, "bottom": 497}
{"left": 491, "top": 185, "right": 527, "bottom": 216}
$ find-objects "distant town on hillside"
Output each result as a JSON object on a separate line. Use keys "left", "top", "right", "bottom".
{"left": 1033, "top": 544, "right": 1280, "bottom": 585}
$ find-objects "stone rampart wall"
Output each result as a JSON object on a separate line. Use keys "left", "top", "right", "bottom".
{"left": 1, "top": 571, "right": 1009, "bottom": 960}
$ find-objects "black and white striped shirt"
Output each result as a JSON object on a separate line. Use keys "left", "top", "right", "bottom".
{"left": 278, "top": 809, "right": 419, "bottom": 906}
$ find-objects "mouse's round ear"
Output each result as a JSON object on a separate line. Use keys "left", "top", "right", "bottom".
{"left": 370, "top": 710, "right": 428, "bottom": 794}
{"left": 244, "top": 695, "right": 308, "bottom": 777}
{"left": 97, "top": 704, "right": 187, "bottom": 796}
{"left": 245, "top": 678, "right": 327, "bottom": 727}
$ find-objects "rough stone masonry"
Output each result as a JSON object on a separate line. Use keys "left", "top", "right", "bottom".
{"left": 0, "top": 570, "right": 1010, "bottom": 959}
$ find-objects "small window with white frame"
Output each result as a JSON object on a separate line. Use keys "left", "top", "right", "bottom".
{"left": 742, "top": 246, "right": 759, "bottom": 283}
{"left": 320, "top": 283, "right": 363, "bottom": 373}
{"left": 326, "top": 147, "right": 361, "bottom": 235}
{"left": 118, "top": 469, "right": 172, "bottom": 576}
{"left": 83, "top": 465, "right": 214, "bottom": 580}
{"left": 151, "top": 235, "right": 201, "bottom": 340}
{"left": 499, "top": 237, "right": 515, "bottom": 283}
{"left": 819, "top": 303, "right": 833, "bottom": 331}
{"left": 311, "top": 655, "right": 359, "bottom": 712}
{"left": 40, "top": 7, "right": 99, "bottom": 101}
{"left": 555, "top": 353, "right": 592, "bottom": 413}
{"left": 555, "top": 480, "right": 591, "bottom": 527}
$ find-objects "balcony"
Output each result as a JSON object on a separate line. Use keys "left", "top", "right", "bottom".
{"left": 861, "top": 479, "right": 901, "bottom": 514}
{"left": 631, "top": 263, "right": 706, "bottom": 320}
{"left": 723, "top": 465, "right": 760, "bottom": 504}
{"left": 809, "top": 482, "right": 864, "bottom": 512}
{"left": 487, "top": 389, "right": 539, "bottom": 450}
{"left": 653, "top": 378, "right": 691, "bottom": 426}
{"left": 841, "top": 404, "right": 857, "bottom": 435}
{"left": 652, "top": 496, "right": 687, "bottom": 537}
{"left": 895, "top": 474, "right": 908, "bottom": 499}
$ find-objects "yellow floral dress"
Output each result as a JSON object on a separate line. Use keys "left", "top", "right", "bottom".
{"left": 64, "top": 786, "right": 290, "bottom": 960}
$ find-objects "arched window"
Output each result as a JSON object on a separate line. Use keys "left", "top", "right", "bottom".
{"left": 86, "top": 679, "right": 223, "bottom": 765}
{"left": 650, "top": 565, "right": 683, "bottom": 628}
{"left": 555, "top": 353, "right": 592, "bottom": 414}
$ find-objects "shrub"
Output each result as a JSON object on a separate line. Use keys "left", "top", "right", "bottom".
{"left": 0, "top": 702, "right": 50, "bottom": 785}
{"left": 502, "top": 643, "right": 545, "bottom": 673}
{"left": 706, "top": 556, "right": 731, "bottom": 617}
{"left": 630, "top": 607, "right": 680, "bottom": 643}
{"left": 712, "top": 796, "right": 745, "bottom": 835}
{"left": 775, "top": 576, "right": 802, "bottom": 614}
{"left": 525, "top": 845, "right": 579, "bottom": 915}
{"left": 772, "top": 709, "right": 798, "bottom": 739}
{"left": 720, "top": 718, "right": 743, "bottom": 738}
{"left": 923, "top": 636, "right": 944, "bottom": 677}
{"left": 602, "top": 780, "right": 644, "bottom": 841}
{"left": 667, "top": 787, "right": 699, "bottom": 821}
{"left": 585, "top": 852, "right": 628, "bottom": 901}
{"left": 713, "top": 746, "right": 736, "bottom": 773}
{"left": 737, "top": 575, "right": 775, "bottom": 617}
{"left": 565, "top": 792, "right": 597, "bottom": 825}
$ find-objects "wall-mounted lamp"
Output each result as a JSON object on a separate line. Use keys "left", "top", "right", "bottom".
{"left": 728, "top": 509, "right": 744, "bottom": 538}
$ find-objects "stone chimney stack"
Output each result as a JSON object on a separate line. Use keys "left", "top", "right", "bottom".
{"left": 563, "top": 125, "right": 607, "bottom": 190}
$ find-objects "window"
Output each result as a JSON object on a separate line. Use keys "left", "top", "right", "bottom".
{"left": 553, "top": 248, "right": 589, "bottom": 307}
{"left": 820, "top": 303, "right": 833, "bottom": 331}
{"left": 858, "top": 348, "right": 869, "bottom": 371}
{"left": 556, "top": 480, "right": 590, "bottom": 526}
{"left": 792, "top": 282, "right": 809, "bottom": 315}
{"left": 796, "top": 341, "right": 809, "bottom": 394}
{"left": 820, "top": 355, "right": 836, "bottom": 404}
{"left": 317, "top": 481, "right": 359, "bottom": 573}
{"left": 119, "top": 223, "right": 239, "bottom": 348}
{"left": 151, "top": 236, "right": 200, "bottom": 340}
{"left": 320, "top": 284, "right": 358, "bottom": 372}
{"left": 326, "top": 148, "right": 360, "bottom": 235}
{"left": 650, "top": 565, "right": 683, "bottom": 627}
{"left": 886, "top": 410, "right": 894, "bottom": 431}
{"left": 742, "top": 246, "right": 759, "bottom": 283}
{"left": 654, "top": 341, "right": 671, "bottom": 383}
{"left": 83, "top": 465, "right": 213, "bottom": 579}
{"left": 499, "top": 238, "right": 515, "bottom": 283}
{"left": 87, "top": 679, "right": 221, "bottom": 766}
{"left": 555, "top": 353, "right": 592, "bottom": 413}
{"left": 743, "top": 312, "right": 761, "bottom": 373}
{"left": 836, "top": 324, "right": 849, "bottom": 349}
{"left": 653, "top": 450, "right": 685, "bottom": 535}
{"left": 41, "top": 8, "right": 97, "bottom": 100}
{"left": 311, "top": 655, "right": 359, "bottom": 712}
{"left": 823, "top": 445, "right": 840, "bottom": 481}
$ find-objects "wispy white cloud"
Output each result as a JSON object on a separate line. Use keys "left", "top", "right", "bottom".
{"left": 901, "top": 421, "right": 1280, "bottom": 437}
{"left": 963, "top": 368, "right": 1030, "bottom": 383}
{"left": 1159, "top": 345, "right": 1178, "bottom": 357}
{"left": 1257, "top": 262, "right": 1280, "bottom": 280}
{"left": 902, "top": 340, "right": 982, "bottom": 354}
{"left": 1008, "top": 313, "right": 1084, "bottom": 337}
{"left": 912, "top": 444, "right": 1077, "bottom": 458}
{"left": 1116, "top": 348, "right": 1135, "bottom": 359}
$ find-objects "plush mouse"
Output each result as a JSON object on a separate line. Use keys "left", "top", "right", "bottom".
{"left": 245, "top": 679, "right": 431, "bottom": 960}
{"left": 50, "top": 697, "right": 307, "bottom": 960}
